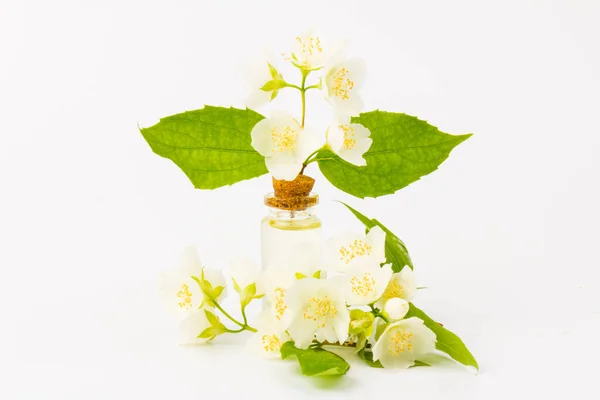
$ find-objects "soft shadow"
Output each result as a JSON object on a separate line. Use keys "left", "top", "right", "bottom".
{"left": 310, "top": 374, "right": 359, "bottom": 390}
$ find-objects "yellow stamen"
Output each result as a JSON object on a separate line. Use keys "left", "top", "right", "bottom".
{"left": 261, "top": 334, "right": 283, "bottom": 352}
{"left": 338, "top": 239, "right": 372, "bottom": 264}
{"left": 271, "top": 126, "right": 297, "bottom": 152}
{"left": 303, "top": 296, "right": 338, "bottom": 328}
{"left": 329, "top": 67, "right": 355, "bottom": 100}
{"left": 382, "top": 278, "right": 405, "bottom": 300}
{"left": 296, "top": 36, "right": 323, "bottom": 58}
{"left": 274, "top": 287, "right": 287, "bottom": 320}
{"left": 350, "top": 272, "right": 376, "bottom": 298}
{"left": 339, "top": 124, "right": 356, "bottom": 150}
{"left": 388, "top": 329, "right": 414, "bottom": 356}
{"left": 177, "top": 283, "right": 193, "bottom": 310}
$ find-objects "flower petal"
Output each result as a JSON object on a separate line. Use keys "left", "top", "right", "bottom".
{"left": 398, "top": 267, "right": 417, "bottom": 301}
{"left": 288, "top": 242, "right": 323, "bottom": 277}
{"left": 246, "top": 310, "right": 291, "bottom": 358}
{"left": 250, "top": 118, "right": 274, "bottom": 156}
{"left": 295, "top": 126, "right": 322, "bottom": 162}
{"left": 351, "top": 123, "right": 371, "bottom": 139}
{"left": 178, "top": 310, "right": 210, "bottom": 345}
{"left": 227, "top": 254, "right": 260, "bottom": 290}
{"left": 265, "top": 152, "right": 302, "bottom": 181}
{"left": 180, "top": 246, "right": 203, "bottom": 277}
{"left": 325, "top": 232, "right": 365, "bottom": 271}
{"left": 287, "top": 317, "right": 316, "bottom": 349}
{"left": 384, "top": 297, "right": 410, "bottom": 320}
{"left": 366, "top": 226, "right": 387, "bottom": 265}
{"left": 326, "top": 123, "right": 345, "bottom": 153}
{"left": 338, "top": 146, "right": 367, "bottom": 166}
{"left": 329, "top": 93, "right": 364, "bottom": 118}
{"left": 342, "top": 58, "right": 366, "bottom": 91}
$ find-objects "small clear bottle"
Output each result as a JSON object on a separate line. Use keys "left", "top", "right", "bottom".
{"left": 261, "top": 176, "right": 322, "bottom": 271}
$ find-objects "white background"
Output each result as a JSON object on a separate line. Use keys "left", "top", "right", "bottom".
{"left": 1, "top": 0, "right": 599, "bottom": 398}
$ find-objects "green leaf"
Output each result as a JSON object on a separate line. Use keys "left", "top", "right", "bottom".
{"left": 358, "top": 347, "right": 383, "bottom": 368}
{"left": 261, "top": 79, "right": 287, "bottom": 92}
{"left": 340, "top": 202, "right": 413, "bottom": 272}
{"left": 413, "top": 360, "right": 431, "bottom": 367}
{"left": 406, "top": 303, "right": 478, "bottom": 370}
{"left": 281, "top": 342, "right": 350, "bottom": 376}
{"left": 317, "top": 111, "right": 472, "bottom": 198}
{"left": 139, "top": 106, "right": 268, "bottom": 189}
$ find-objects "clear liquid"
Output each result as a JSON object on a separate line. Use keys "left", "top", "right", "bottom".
{"left": 261, "top": 215, "right": 322, "bottom": 271}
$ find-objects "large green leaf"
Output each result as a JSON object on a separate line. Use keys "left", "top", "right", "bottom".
{"left": 340, "top": 202, "right": 413, "bottom": 272}
{"left": 281, "top": 342, "right": 350, "bottom": 376}
{"left": 406, "top": 303, "right": 478, "bottom": 370}
{"left": 139, "top": 106, "right": 267, "bottom": 189}
{"left": 317, "top": 111, "right": 472, "bottom": 198}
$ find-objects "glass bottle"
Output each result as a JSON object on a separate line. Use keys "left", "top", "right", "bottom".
{"left": 261, "top": 176, "right": 322, "bottom": 271}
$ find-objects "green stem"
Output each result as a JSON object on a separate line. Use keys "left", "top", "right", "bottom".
{"left": 212, "top": 300, "right": 257, "bottom": 333}
{"left": 301, "top": 149, "right": 320, "bottom": 166}
{"left": 300, "top": 70, "right": 308, "bottom": 128}
{"left": 369, "top": 304, "right": 390, "bottom": 323}
{"left": 224, "top": 327, "right": 246, "bottom": 334}
{"left": 305, "top": 157, "right": 335, "bottom": 166}
{"left": 241, "top": 305, "right": 249, "bottom": 327}
{"left": 213, "top": 301, "right": 245, "bottom": 328}
{"left": 284, "top": 83, "right": 302, "bottom": 91}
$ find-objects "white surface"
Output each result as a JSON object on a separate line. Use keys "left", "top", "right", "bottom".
{"left": 1, "top": 0, "right": 599, "bottom": 398}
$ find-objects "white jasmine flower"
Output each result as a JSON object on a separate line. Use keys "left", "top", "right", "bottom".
{"left": 384, "top": 297, "right": 410, "bottom": 320}
{"left": 259, "top": 243, "right": 323, "bottom": 327}
{"left": 178, "top": 309, "right": 212, "bottom": 345}
{"left": 375, "top": 267, "right": 417, "bottom": 310}
{"left": 250, "top": 111, "right": 320, "bottom": 180}
{"left": 325, "top": 226, "right": 386, "bottom": 271}
{"left": 344, "top": 259, "right": 393, "bottom": 306}
{"left": 246, "top": 311, "right": 291, "bottom": 359}
{"left": 159, "top": 246, "right": 206, "bottom": 320}
{"left": 285, "top": 277, "right": 350, "bottom": 349}
{"left": 372, "top": 317, "right": 436, "bottom": 369}
{"left": 323, "top": 58, "right": 366, "bottom": 116}
{"left": 327, "top": 117, "right": 372, "bottom": 166}
{"left": 260, "top": 268, "right": 296, "bottom": 327}
{"left": 291, "top": 31, "right": 328, "bottom": 70}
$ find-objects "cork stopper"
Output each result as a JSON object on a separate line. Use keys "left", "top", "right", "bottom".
{"left": 265, "top": 174, "right": 318, "bottom": 211}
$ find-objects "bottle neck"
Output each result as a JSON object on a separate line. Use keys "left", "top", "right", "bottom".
{"left": 267, "top": 205, "right": 317, "bottom": 220}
